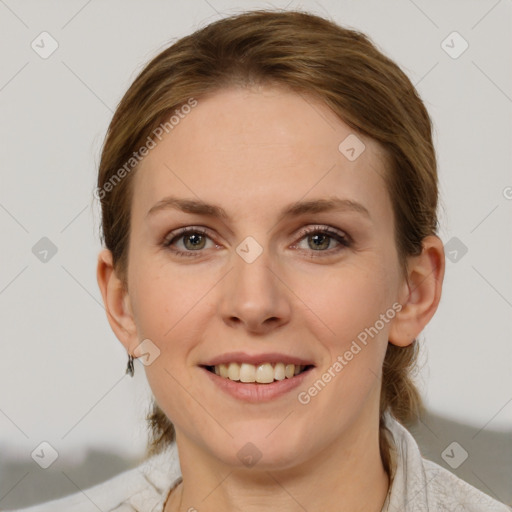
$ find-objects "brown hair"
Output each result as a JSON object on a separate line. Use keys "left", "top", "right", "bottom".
{"left": 97, "top": 9, "right": 437, "bottom": 478}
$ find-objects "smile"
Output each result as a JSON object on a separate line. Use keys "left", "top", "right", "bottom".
{"left": 201, "top": 364, "right": 314, "bottom": 402}
{"left": 205, "top": 362, "right": 313, "bottom": 384}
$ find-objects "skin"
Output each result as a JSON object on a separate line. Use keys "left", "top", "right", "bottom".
{"left": 97, "top": 85, "right": 445, "bottom": 512}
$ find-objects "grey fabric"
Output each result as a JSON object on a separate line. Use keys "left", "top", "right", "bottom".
{"left": 382, "top": 415, "right": 511, "bottom": 512}
{"left": 2, "top": 444, "right": 181, "bottom": 512}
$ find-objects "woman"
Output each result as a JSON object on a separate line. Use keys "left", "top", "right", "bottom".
{"left": 11, "top": 9, "right": 510, "bottom": 512}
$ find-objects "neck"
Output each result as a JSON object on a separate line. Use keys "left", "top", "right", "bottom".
{"left": 165, "top": 408, "right": 390, "bottom": 512}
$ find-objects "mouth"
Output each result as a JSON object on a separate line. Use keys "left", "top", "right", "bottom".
{"left": 200, "top": 361, "right": 315, "bottom": 403}
{"left": 201, "top": 362, "right": 315, "bottom": 384}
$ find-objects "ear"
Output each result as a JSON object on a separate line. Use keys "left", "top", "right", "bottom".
{"left": 96, "top": 248, "right": 138, "bottom": 353}
{"left": 389, "top": 235, "right": 445, "bottom": 347}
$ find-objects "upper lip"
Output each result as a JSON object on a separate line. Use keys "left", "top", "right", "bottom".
{"left": 201, "top": 352, "right": 315, "bottom": 367}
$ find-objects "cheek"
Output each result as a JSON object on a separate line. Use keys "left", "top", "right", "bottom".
{"left": 302, "top": 259, "right": 395, "bottom": 342}
{"left": 130, "top": 258, "right": 202, "bottom": 340}
{"left": 298, "top": 266, "right": 395, "bottom": 411}
{"left": 131, "top": 268, "right": 204, "bottom": 429}
{"left": 129, "top": 261, "right": 211, "bottom": 377}
{"left": 300, "top": 260, "right": 398, "bottom": 407}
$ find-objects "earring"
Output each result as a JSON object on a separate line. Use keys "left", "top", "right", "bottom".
{"left": 126, "top": 353, "right": 135, "bottom": 377}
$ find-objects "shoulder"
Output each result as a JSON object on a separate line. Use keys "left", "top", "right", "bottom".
{"left": 4, "top": 444, "right": 182, "bottom": 512}
{"left": 383, "top": 412, "right": 511, "bottom": 512}
{"left": 422, "top": 458, "right": 511, "bottom": 512}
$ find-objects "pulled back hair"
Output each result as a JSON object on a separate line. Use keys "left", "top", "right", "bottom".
{"left": 97, "top": 9, "right": 437, "bottom": 478}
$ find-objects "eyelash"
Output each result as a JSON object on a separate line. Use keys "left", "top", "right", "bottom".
{"left": 162, "top": 225, "right": 351, "bottom": 259}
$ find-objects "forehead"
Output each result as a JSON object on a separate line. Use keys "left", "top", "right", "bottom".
{"left": 132, "top": 85, "right": 392, "bottom": 225}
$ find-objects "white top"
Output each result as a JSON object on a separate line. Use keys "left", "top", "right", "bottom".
{"left": 7, "top": 412, "right": 511, "bottom": 512}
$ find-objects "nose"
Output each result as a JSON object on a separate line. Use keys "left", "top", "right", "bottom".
{"left": 218, "top": 243, "right": 292, "bottom": 334}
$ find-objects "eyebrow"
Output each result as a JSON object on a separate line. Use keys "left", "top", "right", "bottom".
{"left": 146, "top": 195, "right": 371, "bottom": 223}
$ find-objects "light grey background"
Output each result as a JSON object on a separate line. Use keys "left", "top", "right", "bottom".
{"left": 1, "top": 0, "right": 511, "bottom": 508}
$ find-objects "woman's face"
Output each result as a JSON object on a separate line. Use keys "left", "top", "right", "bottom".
{"left": 124, "top": 85, "right": 407, "bottom": 469}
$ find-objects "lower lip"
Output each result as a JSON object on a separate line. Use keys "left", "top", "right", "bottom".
{"left": 201, "top": 367, "right": 313, "bottom": 403}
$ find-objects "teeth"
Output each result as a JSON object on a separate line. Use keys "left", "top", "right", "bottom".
{"left": 274, "top": 362, "right": 286, "bottom": 381}
{"left": 227, "top": 362, "right": 240, "bottom": 381}
{"left": 212, "top": 362, "right": 308, "bottom": 383}
{"left": 239, "top": 363, "right": 256, "bottom": 383}
{"left": 256, "top": 363, "right": 274, "bottom": 383}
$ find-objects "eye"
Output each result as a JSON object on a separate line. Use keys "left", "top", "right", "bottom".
{"left": 163, "top": 227, "right": 216, "bottom": 257}
{"left": 293, "top": 226, "right": 351, "bottom": 257}
{"left": 162, "top": 225, "right": 351, "bottom": 259}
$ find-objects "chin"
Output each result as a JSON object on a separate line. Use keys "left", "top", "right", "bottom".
{"left": 211, "top": 424, "right": 309, "bottom": 470}
{"left": 216, "top": 445, "right": 306, "bottom": 472}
